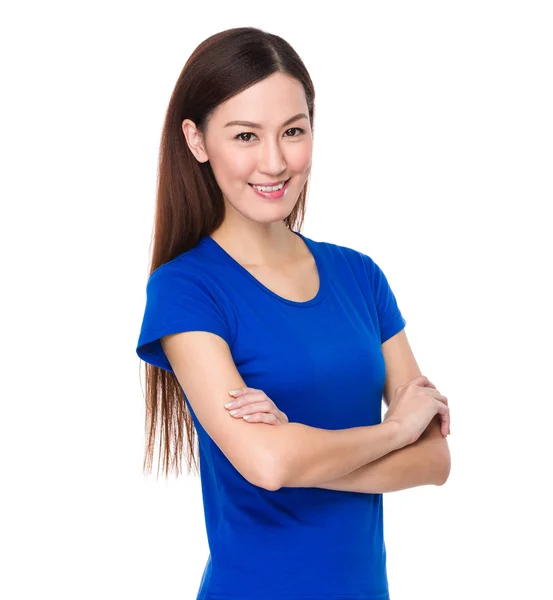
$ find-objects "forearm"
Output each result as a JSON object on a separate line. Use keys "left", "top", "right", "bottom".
{"left": 273, "top": 420, "right": 405, "bottom": 489}
{"left": 307, "top": 419, "right": 451, "bottom": 493}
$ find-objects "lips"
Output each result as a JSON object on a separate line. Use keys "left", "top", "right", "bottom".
{"left": 248, "top": 177, "right": 290, "bottom": 188}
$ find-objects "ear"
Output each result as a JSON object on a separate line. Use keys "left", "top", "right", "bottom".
{"left": 181, "top": 119, "right": 209, "bottom": 163}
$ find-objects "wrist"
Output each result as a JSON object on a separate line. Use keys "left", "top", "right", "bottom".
{"left": 381, "top": 419, "right": 408, "bottom": 451}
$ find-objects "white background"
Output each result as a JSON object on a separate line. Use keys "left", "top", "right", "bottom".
{"left": 2, "top": 1, "right": 552, "bottom": 598}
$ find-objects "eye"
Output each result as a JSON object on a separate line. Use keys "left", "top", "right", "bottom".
{"left": 235, "top": 132, "right": 258, "bottom": 143}
{"left": 234, "top": 127, "right": 305, "bottom": 143}
{"left": 285, "top": 127, "right": 305, "bottom": 137}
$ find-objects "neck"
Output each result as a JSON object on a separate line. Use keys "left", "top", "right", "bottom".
{"left": 209, "top": 223, "right": 299, "bottom": 267}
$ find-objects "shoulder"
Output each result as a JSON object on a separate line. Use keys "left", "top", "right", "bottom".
{"left": 146, "top": 240, "right": 220, "bottom": 295}
{"left": 137, "top": 245, "right": 237, "bottom": 367}
{"left": 148, "top": 242, "right": 203, "bottom": 281}
{"left": 147, "top": 257, "right": 200, "bottom": 289}
{"left": 141, "top": 246, "right": 232, "bottom": 329}
{"left": 310, "top": 235, "right": 399, "bottom": 306}
{"left": 309, "top": 234, "right": 377, "bottom": 275}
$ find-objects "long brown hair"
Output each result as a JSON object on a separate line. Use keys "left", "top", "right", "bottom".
{"left": 139, "top": 27, "right": 316, "bottom": 478}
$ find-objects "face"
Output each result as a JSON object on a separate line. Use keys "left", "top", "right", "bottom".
{"left": 182, "top": 72, "right": 313, "bottom": 229}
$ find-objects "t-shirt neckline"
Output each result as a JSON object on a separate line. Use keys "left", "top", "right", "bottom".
{"left": 203, "top": 230, "right": 328, "bottom": 307}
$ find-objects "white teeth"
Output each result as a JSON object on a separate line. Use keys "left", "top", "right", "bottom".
{"left": 252, "top": 180, "right": 286, "bottom": 192}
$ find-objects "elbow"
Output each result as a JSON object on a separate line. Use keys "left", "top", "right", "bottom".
{"left": 254, "top": 423, "right": 293, "bottom": 491}
{"left": 252, "top": 421, "right": 299, "bottom": 490}
{"left": 252, "top": 444, "right": 284, "bottom": 492}
{"left": 255, "top": 455, "right": 282, "bottom": 491}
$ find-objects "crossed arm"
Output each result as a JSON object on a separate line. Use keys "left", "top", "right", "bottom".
{"left": 310, "top": 415, "right": 450, "bottom": 493}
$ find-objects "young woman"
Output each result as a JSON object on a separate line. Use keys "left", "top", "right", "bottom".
{"left": 136, "top": 26, "right": 451, "bottom": 600}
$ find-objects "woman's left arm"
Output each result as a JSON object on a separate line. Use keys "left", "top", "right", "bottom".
{"left": 310, "top": 416, "right": 450, "bottom": 493}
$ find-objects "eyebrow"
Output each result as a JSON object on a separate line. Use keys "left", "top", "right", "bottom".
{"left": 223, "top": 112, "right": 309, "bottom": 129}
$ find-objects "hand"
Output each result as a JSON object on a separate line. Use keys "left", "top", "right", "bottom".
{"left": 418, "top": 377, "right": 451, "bottom": 438}
{"left": 224, "top": 387, "right": 289, "bottom": 425}
{"left": 403, "top": 377, "right": 451, "bottom": 438}
{"left": 383, "top": 375, "right": 450, "bottom": 446}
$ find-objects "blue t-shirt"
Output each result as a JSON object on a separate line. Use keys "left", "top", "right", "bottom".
{"left": 136, "top": 231, "right": 407, "bottom": 600}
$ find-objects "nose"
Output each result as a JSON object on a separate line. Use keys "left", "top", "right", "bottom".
{"left": 258, "top": 137, "right": 287, "bottom": 176}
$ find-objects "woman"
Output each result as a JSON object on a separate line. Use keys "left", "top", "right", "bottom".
{"left": 136, "top": 26, "right": 451, "bottom": 600}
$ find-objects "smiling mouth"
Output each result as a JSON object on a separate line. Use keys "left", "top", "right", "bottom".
{"left": 248, "top": 177, "right": 291, "bottom": 189}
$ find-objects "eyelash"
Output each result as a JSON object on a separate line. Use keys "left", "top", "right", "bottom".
{"left": 234, "top": 127, "right": 305, "bottom": 143}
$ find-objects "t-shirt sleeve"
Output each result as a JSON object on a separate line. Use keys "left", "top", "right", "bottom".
{"left": 361, "top": 253, "right": 407, "bottom": 343}
{"left": 136, "top": 265, "right": 233, "bottom": 372}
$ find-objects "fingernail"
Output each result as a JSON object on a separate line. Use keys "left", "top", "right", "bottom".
{"left": 224, "top": 402, "right": 235, "bottom": 409}
{"left": 229, "top": 390, "right": 241, "bottom": 396}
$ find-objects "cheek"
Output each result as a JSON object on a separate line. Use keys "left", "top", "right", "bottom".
{"left": 231, "top": 155, "right": 257, "bottom": 179}
{"left": 287, "top": 139, "right": 313, "bottom": 173}
{"left": 211, "top": 147, "right": 255, "bottom": 181}
{"left": 217, "top": 145, "right": 253, "bottom": 176}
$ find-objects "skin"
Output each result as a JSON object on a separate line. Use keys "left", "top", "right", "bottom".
{"left": 182, "top": 71, "right": 313, "bottom": 268}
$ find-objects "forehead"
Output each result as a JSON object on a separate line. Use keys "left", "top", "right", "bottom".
{"left": 210, "top": 73, "right": 308, "bottom": 126}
